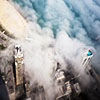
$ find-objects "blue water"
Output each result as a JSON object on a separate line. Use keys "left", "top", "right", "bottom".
{"left": 12, "top": 0, "right": 100, "bottom": 43}
{"left": 12, "top": 0, "right": 100, "bottom": 70}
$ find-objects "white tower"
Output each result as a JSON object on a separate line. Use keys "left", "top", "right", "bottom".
{"left": 82, "top": 49, "right": 93, "bottom": 69}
